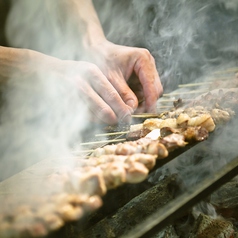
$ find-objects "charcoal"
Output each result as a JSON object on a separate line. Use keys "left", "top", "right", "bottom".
{"left": 75, "top": 174, "right": 181, "bottom": 238}
{"left": 188, "top": 213, "right": 234, "bottom": 238}
{"left": 210, "top": 178, "right": 238, "bottom": 220}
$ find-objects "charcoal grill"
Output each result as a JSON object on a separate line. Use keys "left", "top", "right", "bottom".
{"left": 1, "top": 66, "right": 238, "bottom": 238}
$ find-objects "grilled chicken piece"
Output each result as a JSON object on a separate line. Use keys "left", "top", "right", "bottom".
{"left": 143, "top": 118, "right": 177, "bottom": 131}
{"left": 56, "top": 204, "right": 83, "bottom": 222}
{"left": 100, "top": 161, "right": 127, "bottom": 189}
{"left": 125, "top": 162, "right": 149, "bottom": 183}
{"left": 125, "top": 154, "right": 157, "bottom": 170}
{"left": 182, "top": 126, "right": 209, "bottom": 141}
{"left": 210, "top": 108, "right": 232, "bottom": 124}
{"left": 43, "top": 213, "right": 64, "bottom": 232}
{"left": 88, "top": 154, "right": 158, "bottom": 171}
{"left": 187, "top": 114, "right": 215, "bottom": 132}
{"left": 160, "top": 126, "right": 209, "bottom": 142}
{"left": 92, "top": 138, "right": 168, "bottom": 159}
{"left": 160, "top": 134, "right": 187, "bottom": 152}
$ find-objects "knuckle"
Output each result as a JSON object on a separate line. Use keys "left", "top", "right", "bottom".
{"left": 139, "top": 48, "right": 152, "bottom": 60}
{"left": 159, "top": 87, "right": 163, "bottom": 97}
{"left": 86, "top": 63, "right": 102, "bottom": 77}
{"left": 120, "top": 90, "right": 130, "bottom": 99}
{"left": 105, "top": 90, "right": 119, "bottom": 101}
{"left": 96, "top": 107, "right": 117, "bottom": 125}
{"left": 98, "top": 106, "right": 112, "bottom": 117}
{"left": 136, "top": 48, "right": 156, "bottom": 66}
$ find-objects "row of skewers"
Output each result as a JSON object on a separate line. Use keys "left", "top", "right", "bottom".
{"left": 0, "top": 67, "right": 237, "bottom": 238}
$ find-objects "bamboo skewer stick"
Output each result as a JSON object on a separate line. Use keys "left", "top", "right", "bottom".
{"left": 207, "top": 76, "right": 236, "bottom": 81}
{"left": 156, "top": 105, "right": 174, "bottom": 109}
{"left": 131, "top": 114, "right": 159, "bottom": 118}
{"left": 95, "top": 131, "right": 129, "bottom": 137}
{"left": 71, "top": 153, "right": 94, "bottom": 158}
{"left": 71, "top": 149, "right": 95, "bottom": 154}
{"left": 163, "top": 89, "right": 208, "bottom": 97}
{"left": 158, "top": 98, "right": 193, "bottom": 102}
{"left": 178, "top": 82, "right": 211, "bottom": 87}
{"left": 213, "top": 67, "right": 238, "bottom": 75}
{"left": 80, "top": 138, "right": 126, "bottom": 146}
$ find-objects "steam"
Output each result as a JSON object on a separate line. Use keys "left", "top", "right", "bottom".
{"left": 6, "top": 0, "right": 85, "bottom": 59}
{"left": 148, "top": 115, "right": 238, "bottom": 223}
{"left": 0, "top": 71, "right": 90, "bottom": 181}
{"left": 94, "top": 0, "right": 238, "bottom": 91}
{"left": 0, "top": 0, "right": 96, "bottom": 181}
{"left": 6, "top": 0, "right": 238, "bottom": 89}
{"left": 2, "top": 0, "right": 238, "bottom": 190}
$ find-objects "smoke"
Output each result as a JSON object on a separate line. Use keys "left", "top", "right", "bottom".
{"left": 0, "top": 70, "right": 90, "bottom": 181}
{"left": 94, "top": 0, "right": 238, "bottom": 91}
{"left": 5, "top": 0, "right": 85, "bottom": 59}
{"left": 2, "top": 1, "right": 238, "bottom": 182}
{"left": 6, "top": 0, "right": 238, "bottom": 89}
{"left": 148, "top": 115, "right": 238, "bottom": 224}
{"left": 0, "top": 0, "right": 98, "bottom": 181}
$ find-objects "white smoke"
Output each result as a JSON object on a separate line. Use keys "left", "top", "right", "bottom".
{"left": 6, "top": 0, "right": 85, "bottom": 59}
{"left": 0, "top": 0, "right": 100, "bottom": 181}
{"left": 0, "top": 70, "right": 90, "bottom": 180}
{"left": 6, "top": 0, "right": 238, "bottom": 90}
{"left": 94, "top": 0, "right": 238, "bottom": 91}
{"left": 2, "top": 0, "right": 238, "bottom": 179}
{"left": 219, "top": 0, "right": 238, "bottom": 11}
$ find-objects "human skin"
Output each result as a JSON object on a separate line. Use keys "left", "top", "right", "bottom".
{"left": 0, "top": 0, "right": 163, "bottom": 125}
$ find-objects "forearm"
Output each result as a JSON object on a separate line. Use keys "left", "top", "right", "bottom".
{"left": 60, "top": 0, "right": 106, "bottom": 48}
{"left": 0, "top": 46, "right": 62, "bottom": 79}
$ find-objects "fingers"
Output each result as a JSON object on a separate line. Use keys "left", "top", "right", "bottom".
{"left": 75, "top": 79, "right": 117, "bottom": 124}
{"left": 133, "top": 48, "right": 163, "bottom": 112}
{"left": 93, "top": 79, "right": 133, "bottom": 124}
{"left": 71, "top": 63, "right": 133, "bottom": 125}
{"left": 127, "top": 73, "right": 144, "bottom": 106}
{"left": 106, "top": 71, "right": 139, "bottom": 112}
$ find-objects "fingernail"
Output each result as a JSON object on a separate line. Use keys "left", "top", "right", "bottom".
{"left": 126, "top": 99, "right": 136, "bottom": 110}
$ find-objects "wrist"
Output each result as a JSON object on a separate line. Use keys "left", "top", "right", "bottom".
{"left": 81, "top": 26, "right": 107, "bottom": 50}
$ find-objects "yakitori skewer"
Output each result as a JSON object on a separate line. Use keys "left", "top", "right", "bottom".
{"left": 156, "top": 105, "right": 174, "bottom": 109}
{"left": 213, "top": 67, "right": 238, "bottom": 74}
{"left": 95, "top": 131, "right": 129, "bottom": 137}
{"left": 80, "top": 138, "right": 126, "bottom": 146}
{"left": 163, "top": 89, "right": 208, "bottom": 97}
{"left": 157, "top": 98, "right": 193, "bottom": 103}
{"left": 178, "top": 82, "right": 211, "bottom": 88}
{"left": 71, "top": 149, "right": 95, "bottom": 154}
{"left": 131, "top": 114, "right": 159, "bottom": 118}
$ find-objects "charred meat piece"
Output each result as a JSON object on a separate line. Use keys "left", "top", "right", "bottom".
{"left": 182, "top": 126, "right": 209, "bottom": 142}
{"left": 159, "top": 134, "right": 187, "bottom": 152}
{"left": 126, "top": 128, "right": 151, "bottom": 141}
{"left": 173, "top": 98, "right": 184, "bottom": 108}
{"left": 160, "top": 126, "right": 209, "bottom": 142}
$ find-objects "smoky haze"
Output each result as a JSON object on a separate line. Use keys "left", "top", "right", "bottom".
{"left": 94, "top": 0, "right": 238, "bottom": 91}
{"left": 1, "top": 0, "right": 238, "bottom": 181}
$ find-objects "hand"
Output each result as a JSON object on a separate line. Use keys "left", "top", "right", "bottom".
{"left": 60, "top": 60, "right": 134, "bottom": 125}
{"left": 0, "top": 46, "right": 133, "bottom": 125}
{"left": 84, "top": 40, "right": 163, "bottom": 113}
